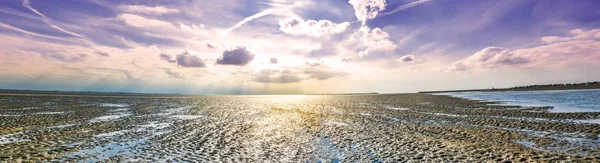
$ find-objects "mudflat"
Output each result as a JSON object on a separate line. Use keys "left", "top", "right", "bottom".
{"left": 0, "top": 93, "right": 599, "bottom": 162}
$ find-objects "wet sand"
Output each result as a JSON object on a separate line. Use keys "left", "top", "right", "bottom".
{"left": 0, "top": 93, "right": 599, "bottom": 162}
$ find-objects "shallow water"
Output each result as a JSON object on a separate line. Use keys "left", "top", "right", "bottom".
{"left": 434, "top": 89, "right": 600, "bottom": 112}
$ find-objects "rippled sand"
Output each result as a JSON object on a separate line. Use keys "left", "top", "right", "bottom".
{"left": 0, "top": 94, "right": 599, "bottom": 162}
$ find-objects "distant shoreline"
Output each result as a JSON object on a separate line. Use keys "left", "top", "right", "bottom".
{"left": 419, "top": 81, "right": 600, "bottom": 93}
{"left": 1, "top": 81, "right": 598, "bottom": 95}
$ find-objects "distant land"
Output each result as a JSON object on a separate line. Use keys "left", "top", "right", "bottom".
{"left": 1, "top": 82, "right": 599, "bottom": 95}
{"left": 420, "top": 81, "right": 600, "bottom": 93}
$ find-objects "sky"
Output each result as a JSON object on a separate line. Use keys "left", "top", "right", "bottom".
{"left": 0, "top": 0, "right": 599, "bottom": 94}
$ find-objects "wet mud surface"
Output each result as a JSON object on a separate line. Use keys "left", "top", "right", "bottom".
{"left": 1, "top": 94, "right": 599, "bottom": 162}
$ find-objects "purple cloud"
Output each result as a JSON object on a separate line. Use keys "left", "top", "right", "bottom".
{"left": 216, "top": 46, "right": 255, "bottom": 66}
{"left": 399, "top": 55, "right": 415, "bottom": 62}
{"left": 176, "top": 52, "right": 206, "bottom": 68}
{"left": 159, "top": 53, "right": 176, "bottom": 63}
{"left": 96, "top": 51, "right": 110, "bottom": 57}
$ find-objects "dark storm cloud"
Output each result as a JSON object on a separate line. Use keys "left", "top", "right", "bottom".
{"left": 216, "top": 46, "right": 255, "bottom": 66}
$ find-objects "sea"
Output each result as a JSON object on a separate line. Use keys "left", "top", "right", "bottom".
{"left": 433, "top": 89, "right": 600, "bottom": 112}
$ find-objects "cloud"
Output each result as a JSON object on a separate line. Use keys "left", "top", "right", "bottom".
{"left": 449, "top": 28, "right": 600, "bottom": 71}
{"left": 206, "top": 43, "right": 218, "bottom": 49}
{"left": 341, "top": 57, "right": 353, "bottom": 63}
{"left": 216, "top": 46, "right": 255, "bottom": 66}
{"left": 22, "top": 0, "right": 86, "bottom": 39}
{"left": 348, "top": 0, "right": 386, "bottom": 25}
{"left": 164, "top": 69, "right": 185, "bottom": 79}
{"left": 399, "top": 55, "right": 415, "bottom": 62}
{"left": 449, "top": 47, "right": 529, "bottom": 71}
{"left": 349, "top": 26, "right": 397, "bottom": 57}
{"left": 159, "top": 53, "right": 176, "bottom": 63}
{"left": 541, "top": 28, "right": 600, "bottom": 44}
{"left": 119, "top": 14, "right": 173, "bottom": 28}
{"left": 253, "top": 67, "right": 347, "bottom": 83}
{"left": 227, "top": 9, "right": 276, "bottom": 32}
{"left": 270, "top": 57, "right": 278, "bottom": 64}
{"left": 304, "top": 68, "right": 348, "bottom": 80}
{"left": 307, "top": 43, "right": 339, "bottom": 58}
{"left": 0, "top": 23, "right": 73, "bottom": 42}
{"left": 96, "top": 51, "right": 110, "bottom": 57}
{"left": 121, "top": 5, "right": 180, "bottom": 15}
{"left": 254, "top": 69, "right": 302, "bottom": 84}
{"left": 279, "top": 17, "right": 350, "bottom": 37}
{"left": 43, "top": 53, "right": 87, "bottom": 63}
{"left": 226, "top": 2, "right": 305, "bottom": 32}
{"left": 379, "top": 0, "right": 433, "bottom": 16}
{"left": 176, "top": 52, "right": 206, "bottom": 67}
{"left": 305, "top": 60, "right": 325, "bottom": 67}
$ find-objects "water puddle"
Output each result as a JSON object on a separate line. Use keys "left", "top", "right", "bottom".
{"left": 47, "top": 123, "right": 79, "bottom": 129}
{"left": 89, "top": 113, "right": 132, "bottom": 123}
{"left": 99, "top": 103, "right": 129, "bottom": 108}
{"left": 0, "top": 132, "right": 30, "bottom": 145}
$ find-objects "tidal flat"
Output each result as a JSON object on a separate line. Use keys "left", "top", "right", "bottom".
{"left": 0, "top": 93, "right": 599, "bottom": 162}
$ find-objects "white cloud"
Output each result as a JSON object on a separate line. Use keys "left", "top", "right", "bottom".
{"left": 348, "top": 0, "right": 386, "bottom": 25}
{"left": 279, "top": 17, "right": 350, "bottom": 37}
{"left": 379, "top": 0, "right": 433, "bottom": 16}
{"left": 449, "top": 47, "right": 529, "bottom": 71}
{"left": 349, "top": 26, "right": 397, "bottom": 57}
{"left": 0, "top": 23, "right": 74, "bottom": 42}
{"left": 541, "top": 28, "right": 600, "bottom": 44}
{"left": 226, "top": 1, "right": 306, "bottom": 32}
{"left": 117, "top": 14, "right": 203, "bottom": 40}
{"left": 227, "top": 9, "right": 276, "bottom": 32}
{"left": 121, "top": 5, "right": 180, "bottom": 15}
{"left": 119, "top": 14, "right": 174, "bottom": 28}
{"left": 449, "top": 28, "right": 600, "bottom": 71}
{"left": 515, "top": 40, "right": 600, "bottom": 68}
{"left": 22, "top": 0, "right": 87, "bottom": 39}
